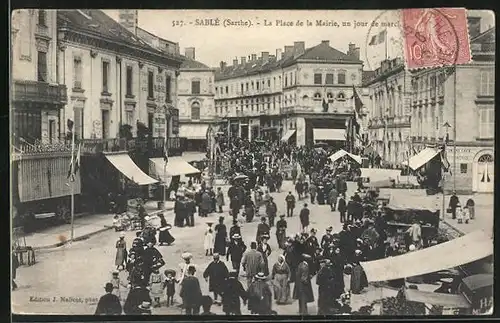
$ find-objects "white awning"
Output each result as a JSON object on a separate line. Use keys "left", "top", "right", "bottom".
{"left": 329, "top": 149, "right": 362, "bottom": 164}
{"left": 360, "top": 230, "right": 493, "bottom": 282}
{"left": 360, "top": 168, "right": 402, "bottom": 182}
{"left": 281, "top": 129, "right": 296, "bottom": 142}
{"left": 404, "top": 289, "right": 471, "bottom": 308}
{"left": 179, "top": 124, "right": 209, "bottom": 140}
{"left": 105, "top": 153, "right": 158, "bottom": 186}
{"left": 181, "top": 152, "right": 207, "bottom": 163}
{"left": 313, "top": 128, "right": 346, "bottom": 141}
{"left": 150, "top": 157, "right": 201, "bottom": 179}
{"left": 405, "top": 147, "right": 441, "bottom": 170}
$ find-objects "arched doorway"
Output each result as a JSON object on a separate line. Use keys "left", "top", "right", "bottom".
{"left": 473, "top": 152, "right": 494, "bottom": 193}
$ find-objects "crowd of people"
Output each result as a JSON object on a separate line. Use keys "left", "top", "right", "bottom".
{"left": 95, "top": 136, "right": 461, "bottom": 316}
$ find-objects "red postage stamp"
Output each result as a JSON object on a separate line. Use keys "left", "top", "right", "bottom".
{"left": 401, "top": 8, "right": 472, "bottom": 69}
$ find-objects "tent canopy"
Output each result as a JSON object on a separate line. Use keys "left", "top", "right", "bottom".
{"left": 281, "top": 129, "right": 296, "bottom": 142}
{"left": 360, "top": 168, "right": 402, "bottom": 182}
{"left": 329, "top": 149, "right": 362, "bottom": 164}
{"left": 360, "top": 230, "right": 493, "bottom": 282}
{"left": 150, "top": 157, "right": 201, "bottom": 179}
{"left": 404, "top": 289, "right": 471, "bottom": 308}
{"left": 313, "top": 128, "right": 345, "bottom": 141}
{"left": 105, "top": 153, "right": 158, "bottom": 186}
{"left": 405, "top": 147, "right": 441, "bottom": 170}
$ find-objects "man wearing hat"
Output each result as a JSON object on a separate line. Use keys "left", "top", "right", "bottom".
{"left": 179, "top": 265, "right": 202, "bottom": 315}
{"left": 321, "top": 227, "right": 334, "bottom": 250}
{"left": 95, "top": 282, "right": 122, "bottom": 315}
{"left": 292, "top": 253, "right": 314, "bottom": 315}
{"left": 266, "top": 196, "right": 278, "bottom": 227}
{"left": 305, "top": 228, "right": 320, "bottom": 255}
{"left": 242, "top": 242, "right": 265, "bottom": 287}
{"left": 221, "top": 270, "right": 248, "bottom": 315}
{"left": 338, "top": 193, "right": 347, "bottom": 223}
{"left": 316, "top": 258, "right": 335, "bottom": 314}
{"left": 299, "top": 203, "right": 310, "bottom": 233}
{"left": 276, "top": 214, "right": 288, "bottom": 249}
{"left": 247, "top": 272, "right": 273, "bottom": 314}
{"left": 203, "top": 253, "right": 229, "bottom": 305}
{"left": 448, "top": 190, "right": 460, "bottom": 220}
{"left": 226, "top": 233, "right": 247, "bottom": 275}
{"left": 256, "top": 217, "right": 270, "bottom": 244}
{"left": 285, "top": 191, "right": 296, "bottom": 217}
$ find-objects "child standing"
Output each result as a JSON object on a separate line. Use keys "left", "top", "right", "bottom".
{"left": 164, "top": 270, "right": 177, "bottom": 307}
{"left": 149, "top": 268, "right": 165, "bottom": 308}
{"left": 204, "top": 222, "right": 215, "bottom": 256}
{"left": 110, "top": 271, "right": 126, "bottom": 302}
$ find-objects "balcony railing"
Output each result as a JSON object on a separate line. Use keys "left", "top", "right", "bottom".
{"left": 12, "top": 80, "right": 67, "bottom": 106}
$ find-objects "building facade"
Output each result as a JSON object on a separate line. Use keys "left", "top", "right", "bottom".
{"left": 364, "top": 16, "right": 494, "bottom": 193}
{"left": 214, "top": 41, "right": 365, "bottom": 147}
{"left": 364, "top": 57, "right": 412, "bottom": 165}
{"left": 176, "top": 47, "right": 216, "bottom": 151}
{"left": 58, "top": 9, "right": 183, "bottom": 142}
{"left": 11, "top": 9, "right": 67, "bottom": 145}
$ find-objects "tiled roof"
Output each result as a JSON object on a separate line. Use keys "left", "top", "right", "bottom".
{"left": 215, "top": 41, "right": 362, "bottom": 81}
{"left": 57, "top": 10, "right": 164, "bottom": 56}
{"left": 180, "top": 57, "right": 210, "bottom": 69}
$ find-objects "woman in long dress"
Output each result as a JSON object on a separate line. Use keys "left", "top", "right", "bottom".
{"left": 214, "top": 217, "right": 228, "bottom": 256}
{"left": 115, "top": 233, "right": 127, "bottom": 270}
{"left": 158, "top": 214, "right": 175, "bottom": 246}
{"left": 271, "top": 255, "right": 291, "bottom": 305}
{"left": 204, "top": 223, "right": 215, "bottom": 256}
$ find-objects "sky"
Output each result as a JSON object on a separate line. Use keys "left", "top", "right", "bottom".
{"left": 104, "top": 9, "right": 495, "bottom": 71}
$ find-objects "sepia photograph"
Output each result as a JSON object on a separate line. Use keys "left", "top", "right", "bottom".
{"left": 10, "top": 8, "right": 494, "bottom": 316}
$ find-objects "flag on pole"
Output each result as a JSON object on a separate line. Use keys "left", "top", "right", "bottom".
{"left": 67, "top": 143, "right": 81, "bottom": 182}
{"left": 163, "top": 136, "right": 169, "bottom": 165}
{"left": 441, "top": 147, "right": 451, "bottom": 173}
{"left": 351, "top": 85, "right": 364, "bottom": 135}
{"left": 322, "top": 87, "right": 328, "bottom": 112}
{"left": 368, "top": 29, "right": 387, "bottom": 46}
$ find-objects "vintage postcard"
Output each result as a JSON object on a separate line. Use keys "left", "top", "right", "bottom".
{"left": 11, "top": 9, "right": 494, "bottom": 316}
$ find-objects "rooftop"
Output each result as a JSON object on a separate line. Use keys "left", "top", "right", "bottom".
{"left": 180, "top": 57, "right": 211, "bottom": 70}
{"left": 215, "top": 41, "right": 362, "bottom": 81}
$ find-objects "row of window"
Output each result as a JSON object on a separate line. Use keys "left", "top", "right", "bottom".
{"left": 72, "top": 58, "right": 172, "bottom": 101}
{"left": 215, "top": 71, "right": 349, "bottom": 97}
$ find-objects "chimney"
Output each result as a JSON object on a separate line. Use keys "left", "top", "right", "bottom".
{"left": 233, "top": 57, "right": 238, "bottom": 66}
{"left": 293, "top": 41, "right": 305, "bottom": 58}
{"left": 467, "top": 16, "right": 481, "bottom": 39}
{"left": 348, "top": 43, "right": 356, "bottom": 53}
{"left": 220, "top": 61, "right": 226, "bottom": 71}
{"left": 185, "top": 47, "right": 195, "bottom": 60}
{"left": 240, "top": 56, "right": 246, "bottom": 65}
{"left": 284, "top": 46, "right": 294, "bottom": 58}
{"left": 261, "top": 51, "right": 269, "bottom": 62}
{"left": 276, "top": 48, "right": 283, "bottom": 60}
{"left": 118, "top": 10, "right": 138, "bottom": 36}
{"left": 251, "top": 54, "right": 257, "bottom": 61}
{"left": 321, "top": 40, "right": 330, "bottom": 46}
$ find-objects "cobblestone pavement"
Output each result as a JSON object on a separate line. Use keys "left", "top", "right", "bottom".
{"left": 11, "top": 182, "right": 493, "bottom": 315}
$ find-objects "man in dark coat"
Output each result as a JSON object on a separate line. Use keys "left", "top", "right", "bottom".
{"left": 229, "top": 220, "right": 241, "bottom": 244}
{"left": 95, "top": 283, "right": 122, "bottom": 315}
{"left": 256, "top": 217, "right": 270, "bottom": 243}
{"left": 299, "top": 203, "right": 310, "bottom": 233}
{"left": 448, "top": 191, "right": 460, "bottom": 219}
{"left": 320, "top": 227, "right": 334, "bottom": 250}
{"left": 305, "top": 229, "right": 320, "bottom": 256}
{"left": 328, "top": 186, "right": 338, "bottom": 212}
{"left": 221, "top": 270, "right": 248, "bottom": 315}
{"left": 123, "top": 283, "right": 151, "bottom": 315}
{"left": 203, "top": 253, "right": 229, "bottom": 304}
{"left": 276, "top": 215, "right": 287, "bottom": 249}
{"left": 174, "top": 198, "right": 186, "bottom": 227}
{"left": 214, "top": 216, "right": 228, "bottom": 256}
{"left": 338, "top": 194, "right": 347, "bottom": 223}
{"left": 185, "top": 197, "right": 197, "bottom": 227}
{"left": 226, "top": 234, "right": 247, "bottom": 275}
{"left": 285, "top": 191, "right": 296, "bottom": 217}
{"left": 316, "top": 259, "right": 335, "bottom": 315}
{"left": 346, "top": 196, "right": 357, "bottom": 223}
{"left": 266, "top": 197, "right": 278, "bottom": 227}
{"left": 292, "top": 253, "right": 315, "bottom": 315}
{"left": 180, "top": 265, "right": 202, "bottom": 315}
{"left": 142, "top": 242, "right": 165, "bottom": 284}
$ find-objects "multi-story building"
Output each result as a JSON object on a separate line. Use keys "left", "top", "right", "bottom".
{"left": 176, "top": 47, "right": 216, "bottom": 152}
{"left": 364, "top": 57, "right": 412, "bottom": 165}
{"left": 214, "top": 41, "right": 364, "bottom": 146}
{"left": 364, "top": 15, "right": 494, "bottom": 193}
{"left": 12, "top": 9, "right": 67, "bottom": 145}
{"left": 58, "top": 9, "right": 183, "bottom": 141}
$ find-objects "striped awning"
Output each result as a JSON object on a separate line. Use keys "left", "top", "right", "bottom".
{"left": 105, "top": 153, "right": 158, "bottom": 186}
{"left": 313, "top": 128, "right": 345, "bottom": 141}
{"left": 179, "top": 124, "right": 210, "bottom": 140}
